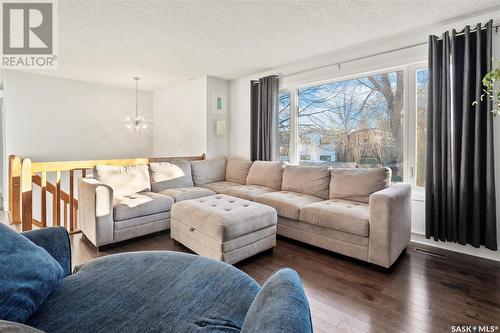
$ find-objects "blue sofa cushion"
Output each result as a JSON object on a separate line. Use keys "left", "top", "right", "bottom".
{"left": 0, "top": 224, "right": 64, "bottom": 323}
{"left": 21, "top": 227, "right": 72, "bottom": 278}
{"left": 241, "top": 268, "right": 313, "bottom": 333}
{"left": 27, "top": 251, "right": 260, "bottom": 333}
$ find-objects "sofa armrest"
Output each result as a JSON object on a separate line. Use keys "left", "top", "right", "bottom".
{"left": 22, "top": 227, "right": 72, "bottom": 277}
{"left": 241, "top": 268, "right": 312, "bottom": 333}
{"left": 368, "top": 183, "right": 412, "bottom": 268}
{"left": 78, "top": 178, "right": 114, "bottom": 247}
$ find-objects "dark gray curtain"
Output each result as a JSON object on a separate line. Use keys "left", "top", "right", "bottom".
{"left": 426, "top": 20, "right": 497, "bottom": 250}
{"left": 250, "top": 75, "right": 280, "bottom": 161}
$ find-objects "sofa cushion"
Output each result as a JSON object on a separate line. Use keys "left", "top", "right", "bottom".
{"left": 171, "top": 194, "right": 277, "bottom": 241}
{"left": 149, "top": 160, "right": 193, "bottom": 192}
{"left": 241, "top": 268, "right": 312, "bottom": 333}
{"left": 223, "top": 185, "right": 277, "bottom": 201}
{"left": 226, "top": 158, "right": 253, "bottom": 184}
{"left": 299, "top": 199, "right": 369, "bottom": 237}
{"left": 282, "top": 165, "right": 331, "bottom": 200}
{"left": 190, "top": 157, "right": 227, "bottom": 186}
{"left": 94, "top": 164, "right": 150, "bottom": 197}
{"left": 254, "top": 191, "right": 323, "bottom": 220}
{"left": 26, "top": 252, "right": 260, "bottom": 333}
{"left": 199, "top": 181, "right": 240, "bottom": 194}
{"left": 246, "top": 161, "right": 284, "bottom": 190}
{"left": 330, "top": 167, "right": 391, "bottom": 203}
{"left": 158, "top": 187, "right": 215, "bottom": 202}
{"left": 0, "top": 320, "right": 44, "bottom": 332}
{"left": 114, "top": 212, "right": 171, "bottom": 231}
{"left": 113, "top": 192, "right": 174, "bottom": 221}
{"left": 0, "top": 223, "right": 64, "bottom": 323}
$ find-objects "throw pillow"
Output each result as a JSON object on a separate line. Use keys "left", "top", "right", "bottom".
{"left": 149, "top": 160, "right": 194, "bottom": 192}
{"left": 0, "top": 224, "right": 63, "bottom": 323}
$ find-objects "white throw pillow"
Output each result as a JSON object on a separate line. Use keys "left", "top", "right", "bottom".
{"left": 149, "top": 160, "right": 194, "bottom": 192}
{"left": 94, "top": 164, "right": 151, "bottom": 197}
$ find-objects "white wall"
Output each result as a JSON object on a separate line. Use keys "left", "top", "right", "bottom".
{"left": 206, "top": 76, "right": 230, "bottom": 158}
{"left": 2, "top": 70, "right": 154, "bottom": 217}
{"left": 153, "top": 76, "right": 207, "bottom": 157}
{"left": 4, "top": 71, "right": 153, "bottom": 161}
{"left": 153, "top": 76, "right": 230, "bottom": 158}
{"left": 229, "top": 14, "right": 500, "bottom": 260}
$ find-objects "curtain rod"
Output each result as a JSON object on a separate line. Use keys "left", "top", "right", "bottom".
{"left": 278, "top": 22, "right": 499, "bottom": 80}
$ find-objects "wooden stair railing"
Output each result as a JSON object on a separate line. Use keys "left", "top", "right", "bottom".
{"left": 8, "top": 154, "right": 206, "bottom": 232}
{"left": 31, "top": 174, "right": 79, "bottom": 230}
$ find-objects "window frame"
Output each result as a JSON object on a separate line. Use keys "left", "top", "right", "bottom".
{"left": 279, "top": 61, "right": 428, "bottom": 200}
{"left": 408, "top": 62, "right": 428, "bottom": 201}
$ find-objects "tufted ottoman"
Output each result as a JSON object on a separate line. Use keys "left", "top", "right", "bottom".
{"left": 171, "top": 194, "right": 277, "bottom": 264}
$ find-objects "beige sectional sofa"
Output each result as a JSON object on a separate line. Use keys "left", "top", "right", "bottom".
{"left": 79, "top": 156, "right": 411, "bottom": 268}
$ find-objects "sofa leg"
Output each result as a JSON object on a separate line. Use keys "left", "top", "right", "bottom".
{"left": 370, "top": 264, "right": 392, "bottom": 273}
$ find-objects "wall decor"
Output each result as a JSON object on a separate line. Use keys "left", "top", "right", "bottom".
{"left": 215, "top": 120, "right": 226, "bottom": 136}
{"left": 213, "top": 92, "right": 226, "bottom": 114}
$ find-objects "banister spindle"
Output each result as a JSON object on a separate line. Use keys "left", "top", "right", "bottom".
{"left": 21, "top": 159, "right": 33, "bottom": 231}
{"left": 55, "top": 171, "right": 61, "bottom": 226}
{"left": 69, "top": 170, "right": 74, "bottom": 232}
{"left": 8, "top": 155, "right": 22, "bottom": 225}
{"left": 41, "top": 172, "right": 47, "bottom": 227}
{"left": 64, "top": 202, "right": 68, "bottom": 229}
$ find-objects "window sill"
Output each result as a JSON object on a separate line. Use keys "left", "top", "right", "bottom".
{"left": 412, "top": 187, "right": 425, "bottom": 202}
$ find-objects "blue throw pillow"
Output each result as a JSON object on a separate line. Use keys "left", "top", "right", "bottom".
{"left": 0, "top": 224, "right": 64, "bottom": 323}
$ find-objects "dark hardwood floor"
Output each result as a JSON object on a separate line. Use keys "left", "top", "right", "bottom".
{"left": 71, "top": 232, "right": 500, "bottom": 333}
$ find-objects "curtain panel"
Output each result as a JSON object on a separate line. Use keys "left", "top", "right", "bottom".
{"left": 425, "top": 20, "right": 497, "bottom": 250}
{"left": 250, "top": 75, "right": 280, "bottom": 161}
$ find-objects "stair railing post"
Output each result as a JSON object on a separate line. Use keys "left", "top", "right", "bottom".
{"left": 20, "top": 158, "right": 33, "bottom": 231}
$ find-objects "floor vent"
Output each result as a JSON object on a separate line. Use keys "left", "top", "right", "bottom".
{"left": 415, "top": 248, "right": 447, "bottom": 259}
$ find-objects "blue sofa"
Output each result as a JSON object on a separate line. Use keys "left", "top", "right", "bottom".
{"left": 1, "top": 227, "right": 312, "bottom": 333}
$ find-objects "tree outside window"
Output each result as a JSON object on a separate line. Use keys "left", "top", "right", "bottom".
{"left": 416, "top": 69, "right": 429, "bottom": 187}
{"left": 279, "top": 70, "right": 405, "bottom": 182}
{"left": 278, "top": 92, "right": 291, "bottom": 162}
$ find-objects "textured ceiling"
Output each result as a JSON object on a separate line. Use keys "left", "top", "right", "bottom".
{"left": 31, "top": 0, "right": 500, "bottom": 90}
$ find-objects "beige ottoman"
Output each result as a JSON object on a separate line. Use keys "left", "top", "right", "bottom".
{"left": 171, "top": 194, "right": 277, "bottom": 264}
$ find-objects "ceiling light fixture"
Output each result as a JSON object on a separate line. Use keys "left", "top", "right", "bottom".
{"left": 124, "top": 77, "right": 150, "bottom": 134}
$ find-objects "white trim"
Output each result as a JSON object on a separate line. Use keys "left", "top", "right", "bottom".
{"left": 406, "top": 62, "right": 429, "bottom": 197}
{"left": 282, "top": 64, "right": 407, "bottom": 91}
{"left": 290, "top": 89, "right": 299, "bottom": 165}
{"left": 404, "top": 64, "right": 412, "bottom": 186}
{"left": 411, "top": 233, "right": 500, "bottom": 262}
{"left": 410, "top": 63, "right": 429, "bottom": 193}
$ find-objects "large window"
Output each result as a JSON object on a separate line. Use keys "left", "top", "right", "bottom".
{"left": 295, "top": 70, "right": 405, "bottom": 182}
{"left": 279, "top": 64, "right": 429, "bottom": 189}
{"left": 416, "top": 69, "right": 428, "bottom": 188}
{"left": 278, "top": 92, "right": 291, "bottom": 162}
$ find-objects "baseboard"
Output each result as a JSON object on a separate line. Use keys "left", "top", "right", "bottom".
{"left": 411, "top": 232, "right": 500, "bottom": 262}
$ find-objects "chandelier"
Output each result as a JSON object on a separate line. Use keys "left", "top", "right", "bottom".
{"left": 124, "top": 77, "right": 150, "bottom": 134}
